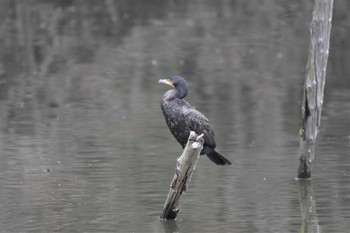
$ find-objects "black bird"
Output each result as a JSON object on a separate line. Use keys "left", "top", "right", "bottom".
{"left": 159, "top": 76, "right": 232, "bottom": 165}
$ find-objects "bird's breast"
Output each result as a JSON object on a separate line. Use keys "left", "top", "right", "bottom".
{"left": 161, "top": 100, "right": 190, "bottom": 147}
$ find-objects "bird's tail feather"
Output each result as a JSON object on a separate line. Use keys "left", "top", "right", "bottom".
{"left": 207, "top": 150, "right": 232, "bottom": 166}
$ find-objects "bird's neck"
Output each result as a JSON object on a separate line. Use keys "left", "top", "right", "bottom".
{"left": 163, "top": 88, "right": 187, "bottom": 101}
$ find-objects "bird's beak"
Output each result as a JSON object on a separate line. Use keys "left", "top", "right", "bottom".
{"left": 158, "top": 79, "right": 175, "bottom": 88}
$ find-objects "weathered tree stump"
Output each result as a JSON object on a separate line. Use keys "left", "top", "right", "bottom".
{"left": 297, "top": 0, "right": 334, "bottom": 179}
{"left": 160, "top": 131, "right": 204, "bottom": 220}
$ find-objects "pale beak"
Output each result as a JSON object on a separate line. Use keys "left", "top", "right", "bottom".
{"left": 158, "top": 79, "right": 175, "bottom": 88}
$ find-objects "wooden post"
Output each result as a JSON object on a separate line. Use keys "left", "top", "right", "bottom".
{"left": 297, "top": 0, "right": 334, "bottom": 179}
{"left": 160, "top": 131, "right": 204, "bottom": 220}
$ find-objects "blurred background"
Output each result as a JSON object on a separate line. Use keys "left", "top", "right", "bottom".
{"left": 0, "top": 1, "right": 349, "bottom": 232}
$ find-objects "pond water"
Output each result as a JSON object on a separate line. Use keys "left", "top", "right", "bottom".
{"left": 0, "top": 1, "right": 349, "bottom": 232}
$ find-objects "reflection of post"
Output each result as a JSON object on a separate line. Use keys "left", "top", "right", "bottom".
{"left": 160, "top": 131, "right": 203, "bottom": 220}
{"left": 15, "top": 0, "right": 36, "bottom": 73}
{"left": 297, "top": 180, "right": 321, "bottom": 233}
{"left": 161, "top": 219, "right": 180, "bottom": 233}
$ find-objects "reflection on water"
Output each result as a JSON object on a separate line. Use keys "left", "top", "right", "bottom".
{"left": 0, "top": 1, "right": 349, "bottom": 232}
{"left": 297, "top": 181, "right": 321, "bottom": 233}
{"left": 161, "top": 220, "right": 180, "bottom": 233}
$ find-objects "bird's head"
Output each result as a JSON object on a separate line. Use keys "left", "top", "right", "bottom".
{"left": 159, "top": 76, "right": 188, "bottom": 89}
{"left": 159, "top": 76, "right": 188, "bottom": 99}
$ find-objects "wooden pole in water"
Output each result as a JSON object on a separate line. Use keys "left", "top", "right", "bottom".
{"left": 160, "top": 131, "right": 204, "bottom": 220}
{"left": 297, "top": 0, "right": 334, "bottom": 179}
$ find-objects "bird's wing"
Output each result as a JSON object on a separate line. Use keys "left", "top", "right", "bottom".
{"left": 183, "top": 107, "right": 216, "bottom": 148}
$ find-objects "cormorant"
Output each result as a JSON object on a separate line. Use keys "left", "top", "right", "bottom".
{"left": 159, "top": 76, "right": 232, "bottom": 166}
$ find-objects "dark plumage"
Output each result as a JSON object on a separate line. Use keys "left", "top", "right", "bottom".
{"left": 159, "top": 76, "right": 232, "bottom": 166}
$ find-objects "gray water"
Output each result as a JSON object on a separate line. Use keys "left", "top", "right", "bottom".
{"left": 0, "top": 1, "right": 349, "bottom": 232}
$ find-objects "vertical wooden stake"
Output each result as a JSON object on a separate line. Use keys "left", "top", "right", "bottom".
{"left": 297, "top": 0, "right": 334, "bottom": 179}
{"left": 160, "top": 131, "right": 204, "bottom": 220}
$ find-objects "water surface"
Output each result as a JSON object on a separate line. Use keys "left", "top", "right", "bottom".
{"left": 0, "top": 1, "right": 349, "bottom": 232}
